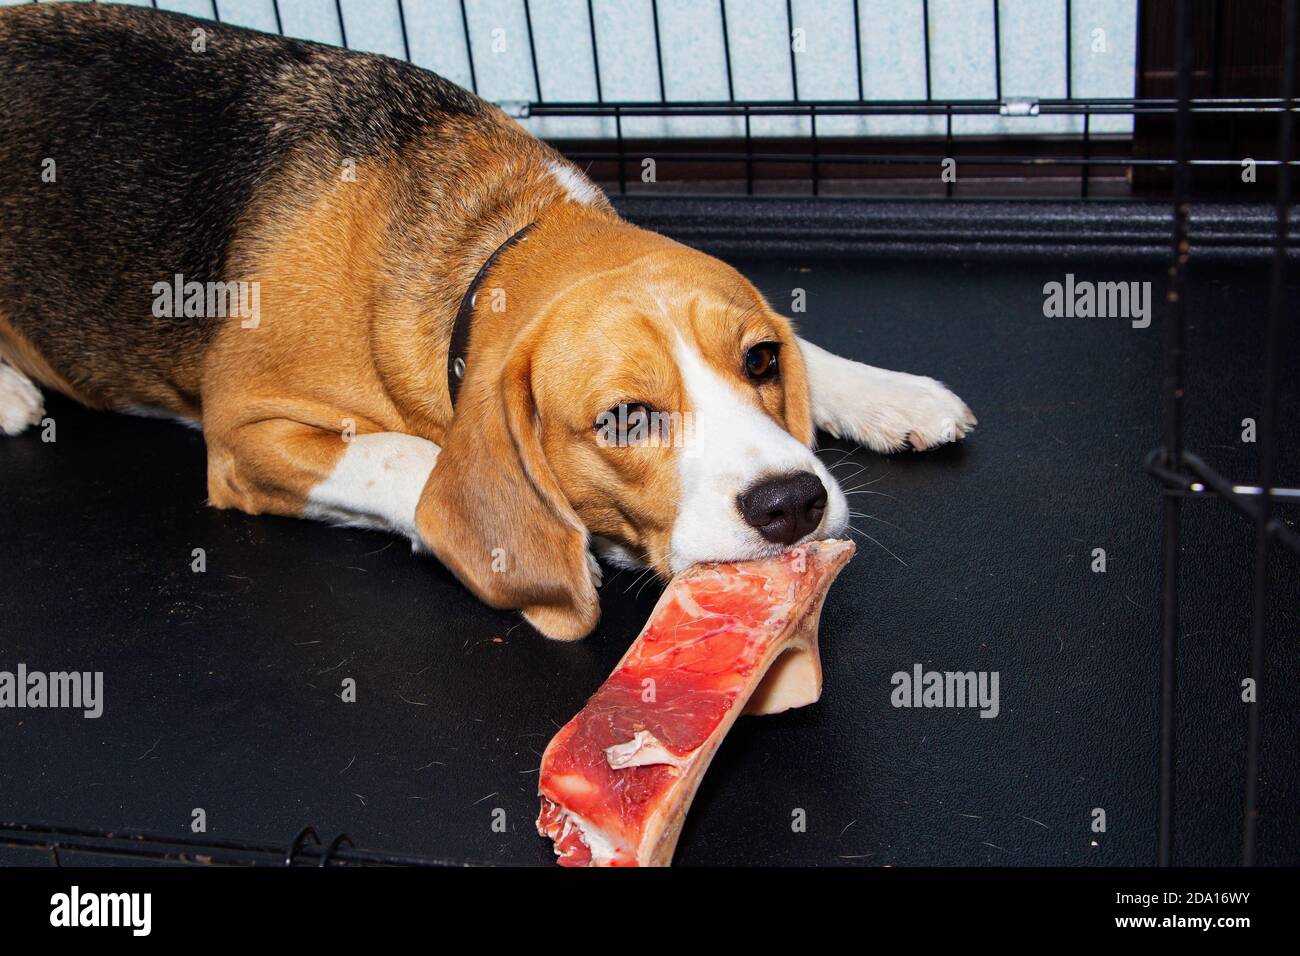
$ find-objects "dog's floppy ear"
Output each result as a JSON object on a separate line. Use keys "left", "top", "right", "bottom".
{"left": 416, "top": 331, "right": 599, "bottom": 641}
{"left": 778, "top": 317, "right": 815, "bottom": 447}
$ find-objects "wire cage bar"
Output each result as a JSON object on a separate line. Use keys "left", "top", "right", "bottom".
{"left": 1143, "top": 0, "right": 1299, "bottom": 868}
{"left": 0, "top": 821, "right": 455, "bottom": 867}
{"left": 48, "top": 1, "right": 1300, "bottom": 199}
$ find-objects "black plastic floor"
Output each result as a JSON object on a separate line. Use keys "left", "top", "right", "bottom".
{"left": 1, "top": 253, "right": 1297, "bottom": 866}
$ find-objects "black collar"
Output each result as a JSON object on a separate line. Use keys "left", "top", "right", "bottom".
{"left": 447, "top": 223, "right": 536, "bottom": 408}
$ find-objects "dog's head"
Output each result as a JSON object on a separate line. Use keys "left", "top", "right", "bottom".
{"left": 420, "top": 217, "right": 847, "bottom": 640}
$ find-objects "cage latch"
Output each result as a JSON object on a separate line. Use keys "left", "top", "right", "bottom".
{"left": 496, "top": 100, "right": 532, "bottom": 119}
{"left": 999, "top": 96, "right": 1040, "bottom": 117}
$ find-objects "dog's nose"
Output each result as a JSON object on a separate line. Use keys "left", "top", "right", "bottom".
{"left": 737, "top": 472, "right": 828, "bottom": 546}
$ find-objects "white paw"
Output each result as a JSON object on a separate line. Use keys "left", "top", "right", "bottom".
{"left": 817, "top": 366, "right": 976, "bottom": 454}
{"left": 586, "top": 549, "right": 604, "bottom": 589}
{"left": 0, "top": 362, "right": 44, "bottom": 436}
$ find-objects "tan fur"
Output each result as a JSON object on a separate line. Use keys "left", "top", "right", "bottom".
{"left": 201, "top": 156, "right": 403, "bottom": 514}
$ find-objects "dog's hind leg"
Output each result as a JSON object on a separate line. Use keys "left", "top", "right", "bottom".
{"left": 0, "top": 359, "right": 44, "bottom": 436}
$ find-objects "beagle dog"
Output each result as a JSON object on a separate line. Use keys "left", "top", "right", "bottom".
{"left": 0, "top": 4, "right": 974, "bottom": 640}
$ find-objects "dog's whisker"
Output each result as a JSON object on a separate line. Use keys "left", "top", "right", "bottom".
{"left": 816, "top": 446, "right": 858, "bottom": 464}
{"left": 848, "top": 511, "right": 907, "bottom": 534}
{"left": 623, "top": 549, "right": 665, "bottom": 595}
{"left": 634, "top": 570, "right": 661, "bottom": 601}
{"left": 624, "top": 566, "right": 654, "bottom": 595}
{"left": 827, "top": 457, "right": 867, "bottom": 473}
{"left": 841, "top": 478, "right": 891, "bottom": 492}
{"left": 842, "top": 488, "right": 898, "bottom": 500}
{"left": 846, "top": 522, "right": 908, "bottom": 567}
{"left": 824, "top": 453, "right": 864, "bottom": 469}
{"left": 632, "top": 543, "right": 670, "bottom": 600}
{"left": 831, "top": 465, "right": 870, "bottom": 486}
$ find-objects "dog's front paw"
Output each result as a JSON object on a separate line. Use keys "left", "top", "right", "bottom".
{"left": 817, "top": 366, "right": 976, "bottom": 454}
{"left": 0, "top": 362, "right": 44, "bottom": 436}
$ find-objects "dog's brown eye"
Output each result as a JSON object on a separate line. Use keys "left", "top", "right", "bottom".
{"left": 744, "top": 342, "right": 781, "bottom": 381}
{"left": 592, "top": 402, "right": 654, "bottom": 446}
{"left": 622, "top": 402, "right": 651, "bottom": 430}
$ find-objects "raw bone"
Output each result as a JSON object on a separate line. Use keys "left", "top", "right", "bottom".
{"left": 536, "top": 539, "right": 855, "bottom": 866}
